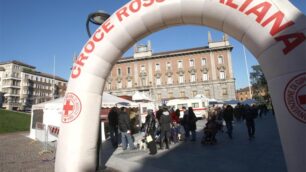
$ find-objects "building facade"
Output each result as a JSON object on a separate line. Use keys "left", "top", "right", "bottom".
{"left": 0, "top": 61, "right": 67, "bottom": 110}
{"left": 105, "top": 34, "right": 236, "bottom": 103}
{"left": 236, "top": 87, "right": 252, "bottom": 101}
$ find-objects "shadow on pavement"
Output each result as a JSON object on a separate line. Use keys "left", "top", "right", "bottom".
{"left": 105, "top": 112, "right": 287, "bottom": 172}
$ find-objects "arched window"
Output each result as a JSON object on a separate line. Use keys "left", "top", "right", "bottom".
{"left": 220, "top": 71, "right": 225, "bottom": 79}
{"left": 117, "top": 68, "right": 121, "bottom": 76}
{"left": 202, "top": 73, "right": 209, "bottom": 81}
{"left": 201, "top": 58, "right": 206, "bottom": 66}
{"left": 218, "top": 55, "right": 224, "bottom": 64}
{"left": 189, "top": 59, "right": 195, "bottom": 67}
{"left": 155, "top": 63, "right": 160, "bottom": 71}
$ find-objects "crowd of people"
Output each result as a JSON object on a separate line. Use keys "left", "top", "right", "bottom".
{"left": 107, "top": 102, "right": 272, "bottom": 155}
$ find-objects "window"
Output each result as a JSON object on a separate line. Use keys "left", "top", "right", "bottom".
{"left": 156, "top": 78, "right": 161, "bottom": 86}
{"left": 107, "top": 83, "right": 111, "bottom": 90}
{"left": 178, "top": 60, "right": 183, "bottom": 68}
{"left": 180, "top": 91, "right": 185, "bottom": 98}
{"left": 218, "top": 55, "right": 224, "bottom": 64}
{"left": 141, "top": 78, "right": 146, "bottom": 86}
{"left": 117, "top": 68, "right": 121, "bottom": 76}
{"left": 157, "top": 93, "right": 161, "bottom": 100}
{"left": 127, "top": 80, "right": 132, "bottom": 88}
{"left": 179, "top": 75, "right": 184, "bottom": 84}
{"left": 201, "top": 58, "right": 206, "bottom": 66}
{"left": 189, "top": 59, "right": 194, "bottom": 67}
{"left": 192, "top": 103, "right": 199, "bottom": 108}
{"left": 168, "top": 92, "right": 173, "bottom": 99}
{"left": 117, "top": 82, "right": 122, "bottom": 89}
{"left": 141, "top": 65, "right": 145, "bottom": 71}
{"left": 167, "top": 62, "right": 171, "bottom": 69}
{"left": 155, "top": 63, "right": 160, "bottom": 71}
{"left": 178, "top": 104, "right": 187, "bottom": 109}
{"left": 190, "top": 74, "right": 196, "bottom": 82}
{"left": 205, "top": 90, "right": 210, "bottom": 97}
{"left": 167, "top": 76, "right": 173, "bottom": 85}
{"left": 202, "top": 73, "right": 208, "bottom": 81}
{"left": 222, "top": 88, "right": 228, "bottom": 95}
{"left": 192, "top": 91, "right": 197, "bottom": 97}
{"left": 220, "top": 71, "right": 225, "bottom": 79}
{"left": 127, "top": 67, "right": 131, "bottom": 75}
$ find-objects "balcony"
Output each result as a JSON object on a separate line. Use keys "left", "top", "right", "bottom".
{"left": 165, "top": 69, "right": 173, "bottom": 76}
{"left": 176, "top": 68, "right": 185, "bottom": 75}
{"left": 2, "top": 75, "right": 21, "bottom": 80}
{"left": 188, "top": 67, "right": 196, "bottom": 74}
{"left": 200, "top": 67, "right": 209, "bottom": 73}
{"left": 125, "top": 75, "right": 133, "bottom": 80}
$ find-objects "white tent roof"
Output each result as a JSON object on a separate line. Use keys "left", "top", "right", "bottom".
{"left": 32, "top": 92, "right": 139, "bottom": 110}
{"left": 132, "top": 91, "right": 152, "bottom": 101}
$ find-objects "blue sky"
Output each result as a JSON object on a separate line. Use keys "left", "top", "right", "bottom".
{"left": 0, "top": 0, "right": 305, "bottom": 89}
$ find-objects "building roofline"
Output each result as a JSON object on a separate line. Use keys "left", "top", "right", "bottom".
{"left": 0, "top": 60, "right": 36, "bottom": 69}
{"left": 23, "top": 69, "right": 67, "bottom": 82}
{"left": 118, "top": 45, "right": 233, "bottom": 63}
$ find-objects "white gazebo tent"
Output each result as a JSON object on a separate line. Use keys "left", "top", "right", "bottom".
{"left": 29, "top": 92, "right": 138, "bottom": 141}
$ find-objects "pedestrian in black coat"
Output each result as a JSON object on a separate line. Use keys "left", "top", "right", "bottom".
{"left": 188, "top": 107, "right": 197, "bottom": 141}
{"left": 118, "top": 107, "right": 135, "bottom": 150}
{"left": 159, "top": 108, "right": 171, "bottom": 149}
{"left": 244, "top": 104, "right": 257, "bottom": 140}
{"left": 108, "top": 107, "right": 119, "bottom": 148}
{"left": 145, "top": 110, "right": 157, "bottom": 154}
{"left": 223, "top": 105, "right": 234, "bottom": 139}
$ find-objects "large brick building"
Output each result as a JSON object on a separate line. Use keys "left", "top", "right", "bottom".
{"left": 0, "top": 60, "right": 67, "bottom": 110}
{"left": 105, "top": 33, "right": 236, "bottom": 104}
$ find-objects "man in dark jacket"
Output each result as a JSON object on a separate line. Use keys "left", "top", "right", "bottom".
{"left": 118, "top": 107, "right": 135, "bottom": 150}
{"left": 188, "top": 107, "right": 197, "bottom": 141}
{"left": 108, "top": 107, "right": 119, "bottom": 148}
{"left": 223, "top": 105, "right": 234, "bottom": 139}
{"left": 244, "top": 104, "right": 257, "bottom": 140}
{"left": 181, "top": 106, "right": 190, "bottom": 139}
{"left": 159, "top": 108, "right": 171, "bottom": 149}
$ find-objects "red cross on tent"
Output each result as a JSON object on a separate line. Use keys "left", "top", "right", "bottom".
{"left": 63, "top": 100, "right": 73, "bottom": 116}
{"left": 298, "top": 95, "right": 306, "bottom": 105}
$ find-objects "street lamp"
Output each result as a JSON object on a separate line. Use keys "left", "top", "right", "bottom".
{"left": 86, "top": 10, "right": 110, "bottom": 37}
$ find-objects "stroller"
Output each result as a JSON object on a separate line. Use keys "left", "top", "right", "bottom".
{"left": 201, "top": 117, "right": 218, "bottom": 145}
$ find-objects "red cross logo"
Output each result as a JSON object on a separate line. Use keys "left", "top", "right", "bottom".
{"left": 62, "top": 92, "right": 82, "bottom": 123}
{"left": 298, "top": 95, "right": 306, "bottom": 105}
{"left": 63, "top": 100, "right": 74, "bottom": 116}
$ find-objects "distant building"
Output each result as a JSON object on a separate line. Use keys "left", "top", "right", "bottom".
{"left": 105, "top": 33, "right": 236, "bottom": 103}
{"left": 0, "top": 60, "right": 67, "bottom": 111}
{"left": 236, "top": 87, "right": 252, "bottom": 101}
{"left": 236, "top": 86, "right": 269, "bottom": 101}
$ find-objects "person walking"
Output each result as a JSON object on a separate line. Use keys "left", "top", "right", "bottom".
{"left": 223, "top": 105, "right": 234, "bottom": 139}
{"left": 188, "top": 107, "right": 197, "bottom": 141}
{"left": 170, "top": 108, "right": 180, "bottom": 143}
{"left": 159, "top": 108, "right": 171, "bottom": 149}
{"left": 244, "top": 104, "right": 257, "bottom": 140}
{"left": 144, "top": 110, "right": 157, "bottom": 155}
{"left": 118, "top": 107, "right": 136, "bottom": 150}
{"left": 181, "top": 106, "right": 190, "bottom": 140}
{"left": 108, "top": 107, "right": 119, "bottom": 148}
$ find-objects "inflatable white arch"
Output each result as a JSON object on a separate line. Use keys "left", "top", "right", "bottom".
{"left": 55, "top": 0, "right": 306, "bottom": 171}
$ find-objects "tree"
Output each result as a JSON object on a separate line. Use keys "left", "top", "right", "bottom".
{"left": 250, "top": 65, "right": 270, "bottom": 102}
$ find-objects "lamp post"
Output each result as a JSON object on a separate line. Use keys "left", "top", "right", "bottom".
{"left": 86, "top": 10, "right": 110, "bottom": 37}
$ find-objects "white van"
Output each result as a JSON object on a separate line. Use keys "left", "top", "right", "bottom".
{"left": 166, "top": 98, "right": 209, "bottom": 119}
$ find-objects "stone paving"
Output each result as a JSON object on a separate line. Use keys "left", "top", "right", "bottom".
{"left": 0, "top": 112, "right": 286, "bottom": 172}
{"left": 106, "top": 113, "right": 287, "bottom": 172}
{"left": 0, "top": 132, "right": 55, "bottom": 172}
